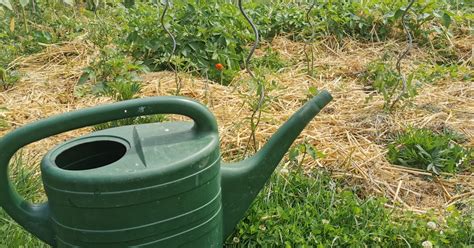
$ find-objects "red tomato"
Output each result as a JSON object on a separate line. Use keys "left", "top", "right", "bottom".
{"left": 215, "top": 63, "right": 224, "bottom": 71}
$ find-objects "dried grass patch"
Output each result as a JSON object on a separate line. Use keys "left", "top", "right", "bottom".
{"left": 0, "top": 36, "right": 472, "bottom": 212}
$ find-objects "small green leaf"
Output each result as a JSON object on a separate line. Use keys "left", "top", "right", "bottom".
{"left": 441, "top": 12, "right": 452, "bottom": 28}
{"left": 188, "top": 42, "right": 201, "bottom": 51}
{"left": 394, "top": 9, "right": 404, "bottom": 20}
{"left": 0, "top": 68, "right": 5, "bottom": 81}
{"left": 0, "top": 0, "right": 13, "bottom": 10}
{"left": 289, "top": 148, "right": 299, "bottom": 162}
{"left": 63, "top": 0, "right": 74, "bottom": 6}
{"left": 298, "top": 143, "right": 306, "bottom": 153}
{"left": 212, "top": 51, "right": 219, "bottom": 60}
{"left": 78, "top": 72, "right": 90, "bottom": 85}
{"left": 307, "top": 145, "right": 317, "bottom": 159}
{"left": 19, "top": 0, "right": 29, "bottom": 7}
{"left": 308, "top": 86, "right": 319, "bottom": 96}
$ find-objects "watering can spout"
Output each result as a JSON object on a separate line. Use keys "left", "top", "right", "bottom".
{"left": 221, "top": 90, "right": 332, "bottom": 238}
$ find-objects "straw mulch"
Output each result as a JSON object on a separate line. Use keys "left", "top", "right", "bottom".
{"left": 0, "top": 36, "right": 472, "bottom": 212}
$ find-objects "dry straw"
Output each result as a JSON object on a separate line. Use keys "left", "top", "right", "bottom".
{"left": 0, "top": 36, "right": 472, "bottom": 212}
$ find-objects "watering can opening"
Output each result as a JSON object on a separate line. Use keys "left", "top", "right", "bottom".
{"left": 54, "top": 137, "right": 129, "bottom": 171}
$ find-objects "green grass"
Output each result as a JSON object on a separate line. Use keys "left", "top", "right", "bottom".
{"left": 226, "top": 170, "right": 473, "bottom": 247}
{"left": 0, "top": 154, "right": 47, "bottom": 247}
{"left": 388, "top": 128, "right": 473, "bottom": 174}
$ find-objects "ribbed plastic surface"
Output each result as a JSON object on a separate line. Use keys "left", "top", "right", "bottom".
{"left": 41, "top": 122, "right": 222, "bottom": 247}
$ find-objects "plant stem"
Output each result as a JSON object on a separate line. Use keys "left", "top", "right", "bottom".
{"left": 389, "top": 0, "right": 415, "bottom": 110}
{"left": 22, "top": 7, "right": 29, "bottom": 33}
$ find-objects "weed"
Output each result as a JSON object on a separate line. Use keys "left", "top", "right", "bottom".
{"left": 288, "top": 139, "right": 326, "bottom": 169}
{"left": 362, "top": 57, "right": 419, "bottom": 110}
{"left": 77, "top": 49, "right": 167, "bottom": 131}
{"left": 226, "top": 169, "right": 474, "bottom": 247}
{"left": 100, "top": 80, "right": 142, "bottom": 101}
{"left": 416, "top": 63, "right": 473, "bottom": 83}
{"left": 88, "top": 68, "right": 166, "bottom": 131}
{"left": 305, "top": 86, "right": 320, "bottom": 102}
{"left": 0, "top": 67, "right": 20, "bottom": 91}
{"left": 253, "top": 47, "right": 287, "bottom": 72}
{"left": 78, "top": 49, "right": 149, "bottom": 93}
{"left": 242, "top": 75, "right": 267, "bottom": 155}
{"left": 387, "top": 127, "right": 473, "bottom": 174}
{"left": 0, "top": 153, "right": 47, "bottom": 247}
{"left": 93, "top": 114, "right": 167, "bottom": 131}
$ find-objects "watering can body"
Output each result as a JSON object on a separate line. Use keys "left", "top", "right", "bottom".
{"left": 42, "top": 122, "right": 223, "bottom": 247}
{"left": 0, "top": 91, "right": 332, "bottom": 247}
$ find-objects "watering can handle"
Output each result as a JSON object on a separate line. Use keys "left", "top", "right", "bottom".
{"left": 0, "top": 96, "right": 217, "bottom": 245}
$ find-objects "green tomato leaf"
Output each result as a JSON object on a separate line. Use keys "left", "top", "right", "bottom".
{"left": 0, "top": 67, "right": 5, "bottom": 80}
{"left": 289, "top": 148, "right": 299, "bottom": 162}
{"left": 19, "top": 0, "right": 29, "bottom": 7}
{"left": 307, "top": 145, "right": 317, "bottom": 159}
{"left": 211, "top": 51, "right": 218, "bottom": 60}
{"left": 298, "top": 143, "right": 306, "bottom": 153}
{"left": 78, "top": 72, "right": 90, "bottom": 85}
{"left": 308, "top": 86, "right": 319, "bottom": 96}
{"left": 394, "top": 9, "right": 405, "bottom": 20}
{"left": 441, "top": 12, "right": 452, "bottom": 28}
{"left": 0, "top": 0, "right": 13, "bottom": 11}
{"left": 63, "top": 0, "right": 74, "bottom": 7}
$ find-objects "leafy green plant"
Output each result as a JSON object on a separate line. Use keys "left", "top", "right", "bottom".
{"left": 2, "top": 0, "right": 469, "bottom": 89}
{"left": 416, "top": 63, "right": 473, "bottom": 83}
{"left": 91, "top": 77, "right": 167, "bottom": 130}
{"left": 362, "top": 57, "right": 418, "bottom": 110}
{"left": 288, "top": 139, "right": 326, "bottom": 169}
{"left": 253, "top": 47, "right": 287, "bottom": 72}
{"left": 242, "top": 75, "right": 268, "bottom": 155}
{"left": 226, "top": 169, "right": 474, "bottom": 247}
{"left": 122, "top": 2, "right": 250, "bottom": 84}
{"left": 0, "top": 0, "right": 13, "bottom": 11}
{"left": 0, "top": 0, "right": 83, "bottom": 70}
{"left": 77, "top": 49, "right": 167, "bottom": 130}
{"left": 86, "top": 11, "right": 127, "bottom": 49}
{"left": 388, "top": 127, "right": 473, "bottom": 174}
{"left": 0, "top": 67, "right": 20, "bottom": 90}
{"left": 306, "top": 86, "right": 320, "bottom": 101}
{"left": 78, "top": 49, "right": 149, "bottom": 92}
{"left": 248, "top": 2, "right": 308, "bottom": 41}
{"left": 0, "top": 153, "right": 47, "bottom": 247}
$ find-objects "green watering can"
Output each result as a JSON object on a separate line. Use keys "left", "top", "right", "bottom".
{"left": 0, "top": 90, "right": 332, "bottom": 247}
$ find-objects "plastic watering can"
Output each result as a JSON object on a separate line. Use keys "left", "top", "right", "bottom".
{"left": 0, "top": 90, "right": 332, "bottom": 247}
